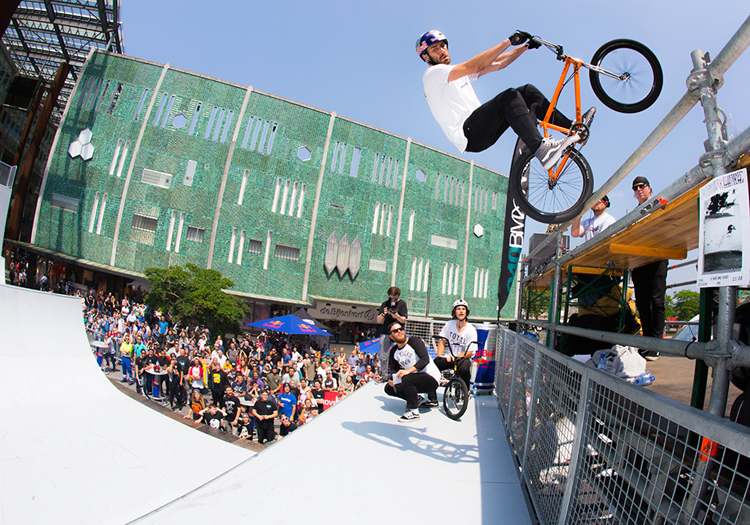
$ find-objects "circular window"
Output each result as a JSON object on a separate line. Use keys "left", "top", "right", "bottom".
{"left": 172, "top": 113, "right": 187, "bottom": 129}
{"left": 415, "top": 169, "right": 427, "bottom": 182}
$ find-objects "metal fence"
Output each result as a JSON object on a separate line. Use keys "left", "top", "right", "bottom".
{"left": 495, "top": 326, "right": 750, "bottom": 525}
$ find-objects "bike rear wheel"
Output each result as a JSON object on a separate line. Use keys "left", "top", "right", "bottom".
{"left": 589, "top": 39, "right": 662, "bottom": 114}
{"left": 509, "top": 147, "right": 593, "bottom": 224}
{"left": 443, "top": 377, "right": 469, "bottom": 420}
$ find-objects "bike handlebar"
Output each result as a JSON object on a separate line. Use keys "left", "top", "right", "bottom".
{"left": 433, "top": 336, "right": 480, "bottom": 358}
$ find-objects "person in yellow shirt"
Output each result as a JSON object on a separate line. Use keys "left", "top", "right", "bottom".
{"left": 119, "top": 333, "right": 134, "bottom": 383}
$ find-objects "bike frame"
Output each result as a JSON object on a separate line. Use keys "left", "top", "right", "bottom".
{"left": 533, "top": 37, "right": 623, "bottom": 181}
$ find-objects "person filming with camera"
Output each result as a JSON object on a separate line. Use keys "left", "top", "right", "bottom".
{"left": 375, "top": 286, "right": 408, "bottom": 381}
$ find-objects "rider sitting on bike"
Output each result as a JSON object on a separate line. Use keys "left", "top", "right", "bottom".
{"left": 435, "top": 299, "right": 478, "bottom": 389}
{"left": 417, "top": 30, "right": 594, "bottom": 171}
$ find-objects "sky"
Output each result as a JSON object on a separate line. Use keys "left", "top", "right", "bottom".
{"left": 120, "top": 0, "right": 749, "bottom": 294}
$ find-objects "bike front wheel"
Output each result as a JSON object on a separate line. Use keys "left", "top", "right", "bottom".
{"left": 509, "top": 147, "right": 593, "bottom": 224}
{"left": 589, "top": 39, "right": 663, "bottom": 113}
{"left": 443, "top": 377, "right": 469, "bottom": 420}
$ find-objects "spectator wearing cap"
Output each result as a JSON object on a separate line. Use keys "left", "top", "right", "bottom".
{"left": 630, "top": 176, "right": 665, "bottom": 360}
{"left": 571, "top": 194, "right": 616, "bottom": 241}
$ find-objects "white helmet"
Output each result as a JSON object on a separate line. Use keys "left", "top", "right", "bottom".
{"left": 451, "top": 299, "right": 470, "bottom": 318}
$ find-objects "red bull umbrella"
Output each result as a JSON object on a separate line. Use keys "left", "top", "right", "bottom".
{"left": 244, "top": 314, "right": 331, "bottom": 336}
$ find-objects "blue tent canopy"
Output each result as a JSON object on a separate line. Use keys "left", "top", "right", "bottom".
{"left": 244, "top": 314, "right": 331, "bottom": 336}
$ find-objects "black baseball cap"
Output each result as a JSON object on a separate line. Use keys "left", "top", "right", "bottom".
{"left": 601, "top": 195, "right": 610, "bottom": 207}
{"left": 632, "top": 176, "right": 650, "bottom": 189}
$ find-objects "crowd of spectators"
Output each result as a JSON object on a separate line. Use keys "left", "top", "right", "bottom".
{"left": 78, "top": 290, "right": 381, "bottom": 443}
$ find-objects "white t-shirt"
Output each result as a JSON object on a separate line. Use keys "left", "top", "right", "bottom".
{"left": 423, "top": 64, "right": 481, "bottom": 153}
{"left": 439, "top": 320, "right": 479, "bottom": 358}
{"left": 392, "top": 342, "right": 441, "bottom": 383}
{"left": 580, "top": 212, "right": 616, "bottom": 241}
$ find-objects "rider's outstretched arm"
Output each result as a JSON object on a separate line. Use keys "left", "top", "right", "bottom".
{"left": 477, "top": 45, "right": 527, "bottom": 78}
{"left": 448, "top": 39, "right": 513, "bottom": 82}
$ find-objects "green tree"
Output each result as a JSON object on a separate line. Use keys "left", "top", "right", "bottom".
{"left": 665, "top": 294, "right": 676, "bottom": 319}
{"left": 672, "top": 289, "right": 700, "bottom": 321}
{"left": 144, "top": 264, "right": 248, "bottom": 337}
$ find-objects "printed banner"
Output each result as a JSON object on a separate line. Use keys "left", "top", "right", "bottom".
{"left": 497, "top": 138, "right": 528, "bottom": 312}
{"left": 697, "top": 168, "right": 750, "bottom": 288}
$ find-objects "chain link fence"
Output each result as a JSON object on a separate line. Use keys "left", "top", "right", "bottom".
{"left": 495, "top": 326, "right": 750, "bottom": 524}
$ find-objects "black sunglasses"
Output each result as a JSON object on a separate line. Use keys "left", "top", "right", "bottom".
{"left": 632, "top": 183, "right": 647, "bottom": 191}
{"left": 390, "top": 327, "right": 404, "bottom": 335}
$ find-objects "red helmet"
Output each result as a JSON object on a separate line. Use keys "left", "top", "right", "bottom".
{"left": 416, "top": 30, "right": 448, "bottom": 61}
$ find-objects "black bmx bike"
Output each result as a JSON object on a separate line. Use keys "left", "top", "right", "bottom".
{"left": 510, "top": 35, "right": 662, "bottom": 223}
{"left": 435, "top": 337, "right": 480, "bottom": 420}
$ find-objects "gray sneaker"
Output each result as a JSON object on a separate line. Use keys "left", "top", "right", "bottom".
{"left": 581, "top": 106, "right": 596, "bottom": 128}
{"left": 535, "top": 134, "right": 580, "bottom": 171}
{"left": 424, "top": 399, "right": 439, "bottom": 408}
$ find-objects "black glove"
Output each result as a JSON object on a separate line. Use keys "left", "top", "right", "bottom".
{"left": 526, "top": 38, "right": 541, "bottom": 50}
{"left": 508, "top": 30, "right": 531, "bottom": 46}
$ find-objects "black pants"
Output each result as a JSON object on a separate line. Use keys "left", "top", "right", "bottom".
{"left": 434, "top": 357, "right": 472, "bottom": 388}
{"left": 463, "top": 84, "right": 572, "bottom": 153}
{"left": 632, "top": 260, "right": 667, "bottom": 339}
{"left": 256, "top": 420, "right": 275, "bottom": 443}
{"left": 385, "top": 372, "right": 438, "bottom": 410}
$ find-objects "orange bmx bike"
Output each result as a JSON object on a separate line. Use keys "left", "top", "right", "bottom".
{"left": 510, "top": 35, "right": 662, "bottom": 223}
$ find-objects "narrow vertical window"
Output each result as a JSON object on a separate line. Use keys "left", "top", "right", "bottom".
{"left": 189, "top": 102, "right": 202, "bottom": 135}
{"left": 338, "top": 143, "right": 347, "bottom": 173}
{"left": 288, "top": 181, "right": 298, "bottom": 217}
{"left": 96, "top": 194, "right": 107, "bottom": 235}
{"left": 386, "top": 205, "right": 393, "bottom": 237}
{"left": 153, "top": 93, "right": 168, "bottom": 126}
{"left": 204, "top": 106, "right": 218, "bottom": 139}
{"left": 435, "top": 173, "right": 441, "bottom": 200}
{"left": 220, "top": 110, "right": 233, "bottom": 143}
{"left": 372, "top": 202, "right": 380, "bottom": 235}
{"left": 483, "top": 269, "right": 490, "bottom": 298}
{"left": 212, "top": 108, "right": 225, "bottom": 141}
{"left": 385, "top": 157, "right": 392, "bottom": 186}
{"left": 484, "top": 188, "right": 489, "bottom": 214}
{"left": 257, "top": 120, "right": 270, "bottom": 152}
{"left": 242, "top": 116, "right": 254, "bottom": 148}
{"left": 379, "top": 202, "right": 387, "bottom": 235}
{"left": 174, "top": 212, "right": 185, "bottom": 253}
{"left": 410, "top": 258, "right": 417, "bottom": 291}
{"left": 116, "top": 140, "right": 130, "bottom": 178}
{"left": 454, "top": 264, "right": 460, "bottom": 296}
{"left": 392, "top": 159, "right": 400, "bottom": 188}
{"left": 280, "top": 179, "right": 290, "bottom": 215}
{"left": 263, "top": 230, "right": 272, "bottom": 270}
{"left": 238, "top": 169, "right": 249, "bottom": 205}
{"left": 236, "top": 229, "right": 246, "bottom": 265}
{"left": 110, "top": 138, "right": 122, "bottom": 175}
{"left": 448, "top": 264, "right": 455, "bottom": 295}
{"left": 166, "top": 210, "right": 176, "bottom": 252}
{"left": 372, "top": 153, "right": 380, "bottom": 183}
{"left": 408, "top": 210, "right": 415, "bottom": 241}
{"left": 330, "top": 141, "right": 339, "bottom": 172}
{"left": 88, "top": 192, "right": 100, "bottom": 233}
{"left": 379, "top": 156, "right": 386, "bottom": 185}
{"left": 228, "top": 227, "right": 237, "bottom": 263}
{"left": 296, "top": 183, "right": 306, "bottom": 218}
{"left": 78, "top": 78, "right": 92, "bottom": 107}
{"left": 266, "top": 123, "right": 277, "bottom": 154}
{"left": 96, "top": 80, "right": 111, "bottom": 111}
{"left": 442, "top": 263, "right": 448, "bottom": 295}
{"left": 135, "top": 88, "right": 149, "bottom": 121}
{"left": 417, "top": 258, "right": 424, "bottom": 292}
{"left": 250, "top": 119, "right": 262, "bottom": 150}
{"left": 443, "top": 174, "right": 449, "bottom": 202}
{"left": 492, "top": 191, "right": 498, "bottom": 210}
{"left": 106, "top": 83, "right": 123, "bottom": 115}
{"left": 161, "top": 95, "right": 176, "bottom": 128}
{"left": 473, "top": 268, "right": 479, "bottom": 298}
{"left": 271, "top": 177, "right": 282, "bottom": 213}
{"left": 424, "top": 260, "right": 430, "bottom": 292}
{"left": 349, "top": 147, "right": 361, "bottom": 177}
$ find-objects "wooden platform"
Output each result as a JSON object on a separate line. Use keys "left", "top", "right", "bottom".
{"left": 528, "top": 181, "right": 707, "bottom": 289}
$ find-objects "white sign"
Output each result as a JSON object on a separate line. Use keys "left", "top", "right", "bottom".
{"left": 697, "top": 168, "right": 750, "bottom": 288}
{"left": 309, "top": 300, "right": 379, "bottom": 323}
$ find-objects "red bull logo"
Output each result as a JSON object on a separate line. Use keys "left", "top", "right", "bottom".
{"left": 299, "top": 323, "right": 317, "bottom": 333}
{"left": 263, "top": 320, "right": 283, "bottom": 328}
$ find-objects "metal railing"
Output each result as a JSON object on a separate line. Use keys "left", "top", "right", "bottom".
{"left": 495, "top": 326, "right": 750, "bottom": 525}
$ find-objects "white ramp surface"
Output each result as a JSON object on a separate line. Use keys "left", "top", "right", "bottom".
{"left": 0, "top": 285, "right": 252, "bottom": 525}
{"left": 135, "top": 383, "right": 532, "bottom": 524}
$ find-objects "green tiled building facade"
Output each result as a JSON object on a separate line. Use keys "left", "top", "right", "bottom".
{"left": 31, "top": 50, "right": 516, "bottom": 321}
